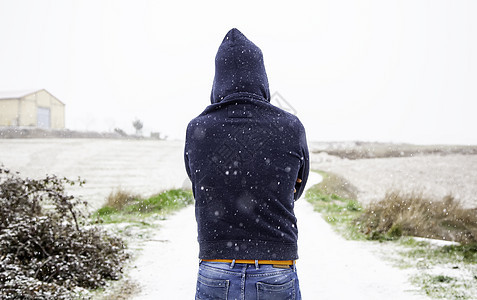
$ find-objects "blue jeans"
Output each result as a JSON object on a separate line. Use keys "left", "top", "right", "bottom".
{"left": 195, "top": 261, "right": 301, "bottom": 300}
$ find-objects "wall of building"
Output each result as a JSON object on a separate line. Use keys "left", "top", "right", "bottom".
{"left": 23, "top": 90, "right": 65, "bottom": 129}
{"left": 1, "top": 90, "right": 65, "bottom": 129}
{"left": 0, "top": 99, "right": 19, "bottom": 126}
{"left": 50, "top": 101, "right": 65, "bottom": 129}
{"left": 19, "top": 95, "right": 37, "bottom": 127}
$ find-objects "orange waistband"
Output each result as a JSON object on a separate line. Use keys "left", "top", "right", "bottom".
{"left": 201, "top": 259, "right": 295, "bottom": 265}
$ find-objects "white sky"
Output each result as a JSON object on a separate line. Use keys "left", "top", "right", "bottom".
{"left": 0, "top": 0, "right": 476, "bottom": 144}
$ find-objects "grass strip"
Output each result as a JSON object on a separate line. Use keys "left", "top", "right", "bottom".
{"left": 305, "top": 170, "right": 364, "bottom": 240}
{"left": 93, "top": 188, "right": 193, "bottom": 224}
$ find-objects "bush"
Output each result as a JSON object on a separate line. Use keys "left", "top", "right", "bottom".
{"left": 358, "top": 190, "right": 477, "bottom": 244}
{"left": 105, "top": 189, "right": 139, "bottom": 210}
{"left": 0, "top": 166, "right": 128, "bottom": 299}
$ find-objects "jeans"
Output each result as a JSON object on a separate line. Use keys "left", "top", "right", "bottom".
{"left": 195, "top": 261, "right": 301, "bottom": 300}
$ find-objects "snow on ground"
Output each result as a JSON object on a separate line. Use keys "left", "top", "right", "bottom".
{"left": 127, "top": 204, "right": 198, "bottom": 299}
{"left": 313, "top": 154, "right": 477, "bottom": 208}
{"left": 0, "top": 139, "right": 188, "bottom": 211}
{"left": 129, "top": 171, "right": 428, "bottom": 300}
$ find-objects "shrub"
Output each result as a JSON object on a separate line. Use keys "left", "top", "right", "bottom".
{"left": 105, "top": 189, "right": 139, "bottom": 210}
{"left": 358, "top": 190, "right": 477, "bottom": 244}
{"left": 0, "top": 166, "right": 128, "bottom": 299}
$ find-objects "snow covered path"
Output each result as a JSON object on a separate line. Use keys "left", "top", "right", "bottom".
{"left": 129, "top": 172, "right": 428, "bottom": 300}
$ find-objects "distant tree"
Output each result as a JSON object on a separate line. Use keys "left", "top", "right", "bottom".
{"left": 114, "top": 128, "right": 128, "bottom": 137}
{"left": 132, "top": 119, "right": 143, "bottom": 136}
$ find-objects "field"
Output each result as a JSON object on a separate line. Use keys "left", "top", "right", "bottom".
{"left": 310, "top": 141, "right": 477, "bottom": 208}
{"left": 0, "top": 139, "right": 188, "bottom": 211}
{"left": 1, "top": 139, "right": 475, "bottom": 210}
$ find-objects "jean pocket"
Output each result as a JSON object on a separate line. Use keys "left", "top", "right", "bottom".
{"left": 196, "top": 273, "right": 230, "bottom": 300}
{"left": 256, "top": 278, "right": 295, "bottom": 300}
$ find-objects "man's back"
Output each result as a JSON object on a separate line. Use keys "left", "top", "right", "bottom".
{"left": 184, "top": 29, "right": 309, "bottom": 261}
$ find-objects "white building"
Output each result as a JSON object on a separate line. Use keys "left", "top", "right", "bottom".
{"left": 0, "top": 89, "right": 65, "bottom": 129}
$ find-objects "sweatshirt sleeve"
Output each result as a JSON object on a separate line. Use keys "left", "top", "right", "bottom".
{"left": 184, "top": 149, "right": 192, "bottom": 180}
{"left": 184, "top": 125, "right": 192, "bottom": 181}
{"left": 294, "top": 124, "right": 310, "bottom": 201}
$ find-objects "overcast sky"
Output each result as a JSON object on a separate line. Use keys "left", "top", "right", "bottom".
{"left": 0, "top": 0, "right": 476, "bottom": 144}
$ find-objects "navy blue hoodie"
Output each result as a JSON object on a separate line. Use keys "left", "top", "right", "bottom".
{"left": 184, "top": 28, "right": 309, "bottom": 260}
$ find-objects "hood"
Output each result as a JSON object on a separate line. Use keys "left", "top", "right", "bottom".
{"left": 210, "top": 28, "right": 270, "bottom": 104}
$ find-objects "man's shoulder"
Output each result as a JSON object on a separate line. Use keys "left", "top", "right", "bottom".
{"left": 265, "top": 103, "right": 305, "bottom": 130}
{"left": 187, "top": 99, "right": 305, "bottom": 131}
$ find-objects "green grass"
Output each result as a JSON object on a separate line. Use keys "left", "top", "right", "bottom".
{"left": 397, "top": 237, "right": 477, "bottom": 265}
{"left": 391, "top": 232, "right": 477, "bottom": 299}
{"left": 305, "top": 171, "right": 364, "bottom": 240}
{"left": 93, "top": 189, "right": 193, "bottom": 224}
{"left": 411, "top": 273, "right": 476, "bottom": 299}
{"left": 123, "top": 189, "right": 193, "bottom": 213}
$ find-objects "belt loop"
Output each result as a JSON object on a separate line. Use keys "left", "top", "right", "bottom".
{"left": 293, "top": 260, "right": 296, "bottom": 272}
{"left": 199, "top": 259, "right": 202, "bottom": 265}
{"left": 230, "top": 259, "right": 236, "bottom": 269}
{"left": 254, "top": 259, "right": 259, "bottom": 270}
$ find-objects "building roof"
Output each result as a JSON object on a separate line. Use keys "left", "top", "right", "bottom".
{"left": 0, "top": 89, "right": 64, "bottom": 105}
{"left": 0, "top": 89, "right": 41, "bottom": 100}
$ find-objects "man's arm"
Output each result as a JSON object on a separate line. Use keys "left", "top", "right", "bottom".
{"left": 293, "top": 126, "right": 310, "bottom": 200}
{"left": 184, "top": 125, "right": 192, "bottom": 181}
{"left": 184, "top": 149, "right": 192, "bottom": 180}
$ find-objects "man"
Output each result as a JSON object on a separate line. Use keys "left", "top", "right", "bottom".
{"left": 184, "top": 28, "right": 309, "bottom": 300}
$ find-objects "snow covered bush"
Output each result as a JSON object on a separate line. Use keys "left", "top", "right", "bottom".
{"left": 0, "top": 166, "right": 128, "bottom": 299}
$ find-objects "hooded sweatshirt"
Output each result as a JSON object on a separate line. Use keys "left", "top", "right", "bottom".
{"left": 184, "top": 28, "right": 309, "bottom": 260}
